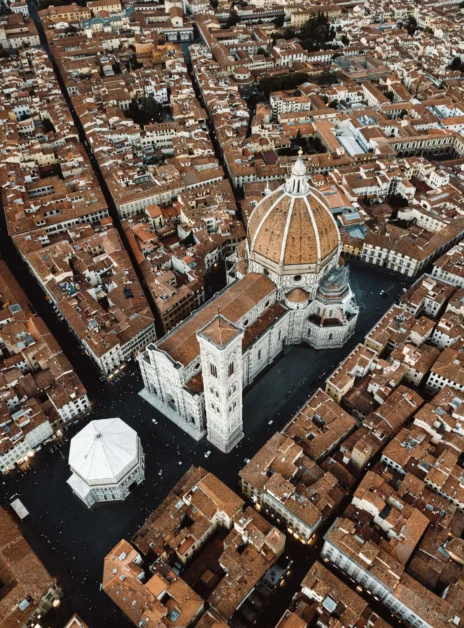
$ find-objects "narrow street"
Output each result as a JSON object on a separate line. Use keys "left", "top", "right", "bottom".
{"left": 26, "top": 0, "right": 157, "bottom": 314}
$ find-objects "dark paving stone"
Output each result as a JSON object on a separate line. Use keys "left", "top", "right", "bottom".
{"left": 0, "top": 261, "right": 409, "bottom": 627}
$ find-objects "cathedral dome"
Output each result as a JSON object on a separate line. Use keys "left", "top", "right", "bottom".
{"left": 247, "top": 154, "right": 340, "bottom": 276}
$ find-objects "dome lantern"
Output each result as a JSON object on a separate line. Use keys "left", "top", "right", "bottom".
{"left": 285, "top": 149, "right": 310, "bottom": 196}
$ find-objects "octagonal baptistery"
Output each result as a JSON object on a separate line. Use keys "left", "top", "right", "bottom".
{"left": 67, "top": 418, "right": 145, "bottom": 508}
{"left": 246, "top": 154, "right": 341, "bottom": 296}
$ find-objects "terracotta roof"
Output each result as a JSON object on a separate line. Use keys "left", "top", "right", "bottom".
{"left": 0, "top": 508, "right": 55, "bottom": 627}
{"left": 198, "top": 315, "right": 242, "bottom": 348}
{"left": 157, "top": 273, "right": 274, "bottom": 366}
{"left": 286, "top": 288, "right": 309, "bottom": 303}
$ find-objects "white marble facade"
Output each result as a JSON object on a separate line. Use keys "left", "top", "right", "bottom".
{"left": 138, "top": 155, "right": 359, "bottom": 453}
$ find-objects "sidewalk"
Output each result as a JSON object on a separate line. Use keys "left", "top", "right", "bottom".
{"left": 139, "top": 388, "right": 206, "bottom": 441}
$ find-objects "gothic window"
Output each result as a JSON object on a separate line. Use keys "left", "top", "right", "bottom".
{"left": 210, "top": 363, "right": 217, "bottom": 378}
{"left": 329, "top": 333, "right": 333, "bottom": 340}
{"left": 278, "top": 330, "right": 281, "bottom": 341}
{"left": 209, "top": 386, "right": 213, "bottom": 395}
{"left": 228, "top": 362, "right": 234, "bottom": 376}
{"left": 258, "top": 349, "right": 262, "bottom": 360}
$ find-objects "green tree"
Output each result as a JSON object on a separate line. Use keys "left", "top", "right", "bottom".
{"left": 226, "top": 9, "right": 239, "bottom": 27}
{"left": 259, "top": 72, "right": 310, "bottom": 96}
{"left": 300, "top": 12, "right": 336, "bottom": 52}
{"left": 387, "top": 193, "right": 408, "bottom": 208}
{"left": 282, "top": 27, "right": 297, "bottom": 40}
{"left": 405, "top": 16, "right": 417, "bottom": 35}
{"left": 341, "top": 34, "right": 350, "bottom": 45}
{"left": 314, "top": 68, "right": 338, "bottom": 85}
{"left": 257, "top": 47, "right": 266, "bottom": 55}
{"left": 273, "top": 14, "right": 284, "bottom": 27}
{"left": 449, "top": 56, "right": 464, "bottom": 72}
{"left": 210, "top": 0, "right": 219, "bottom": 8}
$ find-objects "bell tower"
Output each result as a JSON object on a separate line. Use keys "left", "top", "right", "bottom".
{"left": 197, "top": 314, "right": 244, "bottom": 453}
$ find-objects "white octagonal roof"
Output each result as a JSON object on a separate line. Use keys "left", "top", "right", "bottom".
{"left": 69, "top": 418, "right": 138, "bottom": 483}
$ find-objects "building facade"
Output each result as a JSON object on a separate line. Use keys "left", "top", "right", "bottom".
{"left": 138, "top": 154, "right": 359, "bottom": 453}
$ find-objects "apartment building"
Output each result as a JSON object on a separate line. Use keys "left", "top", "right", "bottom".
{"left": 104, "top": 467, "right": 285, "bottom": 626}
{"left": 0, "top": 260, "right": 89, "bottom": 472}
{"left": 240, "top": 432, "right": 347, "bottom": 543}
{"left": 0, "top": 508, "right": 63, "bottom": 626}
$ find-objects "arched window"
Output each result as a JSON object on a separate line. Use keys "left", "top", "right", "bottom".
{"left": 210, "top": 363, "right": 217, "bottom": 378}
{"left": 228, "top": 362, "right": 234, "bottom": 376}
